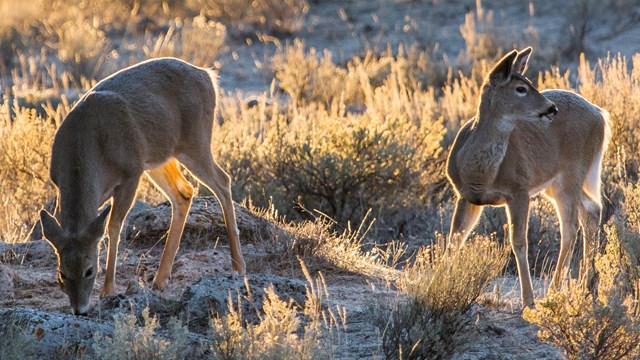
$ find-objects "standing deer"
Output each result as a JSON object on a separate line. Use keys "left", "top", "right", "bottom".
{"left": 39, "top": 58, "right": 246, "bottom": 315}
{"left": 446, "top": 47, "right": 609, "bottom": 307}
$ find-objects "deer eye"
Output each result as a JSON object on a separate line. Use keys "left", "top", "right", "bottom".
{"left": 515, "top": 86, "right": 528, "bottom": 95}
{"left": 84, "top": 267, "right": 94, "bottom": 279}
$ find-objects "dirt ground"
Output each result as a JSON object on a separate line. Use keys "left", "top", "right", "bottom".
{"left": 1, "top": 199, "right": 562, "bottom": 359}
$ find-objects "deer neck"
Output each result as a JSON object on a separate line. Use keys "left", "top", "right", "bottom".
{"left": 458, "top": 99, "right": 514, "bottom": 185}
{"left": 55, "top": 164, "right": 103, "bottom": 235}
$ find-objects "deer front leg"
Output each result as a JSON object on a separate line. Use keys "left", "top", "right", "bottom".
{"left": 101, "top": 178, "right": 139, "bottom": 298}
{"left": 506, "top": 194, "right": 534, "bottom": 307}
{"left": 449, "top": 198, "right": 484, "bottom": 248}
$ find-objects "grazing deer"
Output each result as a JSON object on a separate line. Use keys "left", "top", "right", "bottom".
{"left": 446, "top": 47, "right": 609, "bottom": 307}
{"left": 39, "top": 58, "right": 246, "bottom": 315}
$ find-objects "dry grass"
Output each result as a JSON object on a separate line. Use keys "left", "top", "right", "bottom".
{"left": 0, "top": 313, "right": 33, "bottom": 360}
{"left": 523, "top": 195, "right": 640, "bottom": 359}
{"left": 92, "top": 308, "right": 200, "bottom": 360}
{"left": 210, "top": 262, "right": 345, "bottom": 359}
{"left": 369, "top": 236, "right": 509, "bottom": 359}
{"left": 143, "top": 15, "right": 227, "bottom": 68}
{"left": 198, "top": 0, "right": 309, "bottom": 36}
{"left": 0, "top": 101, "right": 56, "bottom": 243}
{"left": 245, "top": 202, "right": 388, "bottom": 278}
{"left": 523, "top": 280, "right": 640, "bottom": 360}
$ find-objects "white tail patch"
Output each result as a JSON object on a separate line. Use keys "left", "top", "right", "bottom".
{"left": 599, "top": 107, "right": 612, "bottom": 150}
{"left": 582, "top": 107, "right": 610, "bottom": 206}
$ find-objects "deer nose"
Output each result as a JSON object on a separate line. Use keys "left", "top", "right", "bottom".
{"left": 548, "top": 104, "right": 558, "bottom": 115}
{"left": 72, "top": 305, "right": 89, "bottom": 316}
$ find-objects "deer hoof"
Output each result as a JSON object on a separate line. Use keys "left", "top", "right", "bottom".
{"left": 100, "top": 285, "right": 115, "bottom": 299}
{"left": 152, "top": 277, "right": 168, "bottom": 290}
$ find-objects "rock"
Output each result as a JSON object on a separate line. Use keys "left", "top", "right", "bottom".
{"left": 171, "top": 250, "right": 232, "bottom": 281}
{"left": 126, "top": 197, "right": 275, "bottom": 248}
{"left": 128, "top": 200, "right": 155, "bottom": 217}
{"left": 182, "top": 273, "right": 308, "bottom": 332}
{"left": 0, "top": 265, "right": 14, "bottom": 299}
{"left": 246, "top": 99, "right": 272, "bottom": 108}
{"left": 0, "top": 307, "right": 113, "bottom": 359}
{"left": 345, "top": 104, "right": 367, "bottom": 115}
{"left": 94, "top": 282, "right": 182, "bottom": 323}
{"left": 0, "top": 240, "right": 57, "bottom": 267}
{"left": 0, "top": 307, "right": 206, "bottom": 359}
{"left": 25, "top": 198, "right": 57, "bottom": 242}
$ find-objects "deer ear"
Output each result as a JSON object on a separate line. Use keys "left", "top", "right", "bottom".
{"left": 83, "top": 205, "right": 111, "bottom": 244}
{"left": 40, "top": 209, "right": 66, "bottom": 250}
{"left": 489, "top": 49, "right": 518, "bottom": 85}
{"left": 513, "top": 47, "right": 532, "bottom": 75}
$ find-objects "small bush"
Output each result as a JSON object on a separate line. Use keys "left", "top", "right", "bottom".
{"left": 437, "top": 63, "right": 485, "bottom": 136}
{"left": 596, "top": 214, "right": 640, "bottom": 297}
{"left": 246, "top": 202, "right": 384, "bottom": 277}
{"left": 92, "top": 308, "right": 201, "bottom": 360}
{"left": 370, "top": 236, "right": 508, "bottom": 359}
{"left": 459, "top": 0, "right": 502, "bottom": 66}
{"left": 44, "top": 6, "right": 111, "bottom": 81}
{"left": 0, "top": 102, "right": 56, "bottom": 242}
{"left": 273, "top": 40, "right": 357, "bottom": 107}
{"left": 523, "top": 281, "right": 640, "bottom": 360}
{"left": 210, "top": 264, "right": 344, "bottom": 360}
{"left": 523, "top": 208, "right": 640, "bottom": 360}
{"left": 212, "top": 86, "right": 445, "bottom": 231}
{"left": 0, "top": 314, "right": 32, "bottom": 360}
{"left": 265, "top": 109, "right": 443, "bottom": 224}
{"left": 198, "top": 0, "right": 308, "bottom": 36}
{"left": 144, "top": 15, "right": 227, "bottom": 68}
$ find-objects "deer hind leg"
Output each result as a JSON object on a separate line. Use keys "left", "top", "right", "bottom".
{"left": 146, "top": 158, "right": 194, "bottom": 290}
{"left": 578, "top": 191, "right": 602, "bottom": 290}
{"left": 506, "top": 194, "right": 534, "bottom": 307}
{"left": 178, "top": 153, "right": 246, "bottom": 274}
{"left": 102, "top": 177, "right": 140, "bottom": 298}
{"left": 449, "top": 198, "right": 484, "bottom": 248}
{"left": 547, "top": 184, "right": 580, "bottom": 292}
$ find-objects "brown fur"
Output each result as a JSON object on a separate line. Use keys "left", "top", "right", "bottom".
{"left": 40, "top": 58, "right": 246, "bottom": 315}
{"left": 446, "top": 48, "right": 609, "bottom": 307}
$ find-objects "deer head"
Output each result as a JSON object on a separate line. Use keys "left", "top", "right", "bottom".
{"left": 480, "top": 47, "right": 558, "bottom": 129}
{"left": 40, "top": 205, "right": 110, "bottom": 315}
